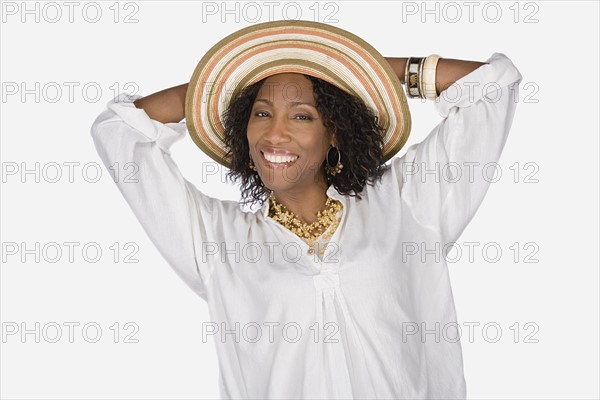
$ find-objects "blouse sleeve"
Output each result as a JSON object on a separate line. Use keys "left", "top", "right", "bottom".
{"left": 395, "top": 52, "right": 523, "bottom": 244}
{"left": 90, "top": 92, "right": 215, "bottom": 301}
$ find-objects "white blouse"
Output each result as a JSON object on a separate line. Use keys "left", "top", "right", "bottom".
{"left": 91, "top": 52, "right": 522, "bottom": 399}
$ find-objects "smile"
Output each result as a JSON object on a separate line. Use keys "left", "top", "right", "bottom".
{"left": 260, "top": 151, "right": 299, "bottom": 169}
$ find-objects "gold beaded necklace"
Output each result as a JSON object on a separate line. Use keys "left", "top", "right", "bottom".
{"left": 268, "top": 192, "right": 343, "bottom": 250}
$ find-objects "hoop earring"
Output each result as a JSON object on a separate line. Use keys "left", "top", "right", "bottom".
{"left": 325, "top": 146, "right": 343, "bottom": 176}
{"left": 249, "top": 154, "right": 257, "bottom": 171}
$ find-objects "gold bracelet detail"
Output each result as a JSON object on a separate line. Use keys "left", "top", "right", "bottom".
{"left": 405, "top": 57, "right": 425, "bottom": 99}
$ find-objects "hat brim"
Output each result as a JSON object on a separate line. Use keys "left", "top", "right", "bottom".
{"left": 185, "top": 20, "right": 411, "bottom": 168}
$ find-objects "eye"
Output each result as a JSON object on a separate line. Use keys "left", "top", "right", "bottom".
{"left": 294, "top": 114, "right": 313, "bottom": 121}
{"left": 254, "top": 111, "right": 269, "bottom": 117}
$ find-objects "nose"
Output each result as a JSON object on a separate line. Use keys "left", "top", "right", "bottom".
{"left": 262, "top": 113, "right": 290, "bottom": 144}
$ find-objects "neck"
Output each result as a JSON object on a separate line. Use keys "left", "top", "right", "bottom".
{"left": 270, "top": 180, "right": 330, "bottom": 224}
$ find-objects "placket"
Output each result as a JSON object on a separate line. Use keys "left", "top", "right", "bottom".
{"left": 312, "top": 271, "right": 352, "bottom": 397}
{"left": 312, "top": 268, "right": 379, "bottom": 398}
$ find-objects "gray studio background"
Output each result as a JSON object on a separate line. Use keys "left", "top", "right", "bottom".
{"left": 1, "top": 1, "right": 598, "bottom": 399}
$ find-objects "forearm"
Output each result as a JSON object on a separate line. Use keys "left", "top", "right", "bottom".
{"left": 385, "top": 57, "right": 487, "bottom": 96}
{"left": 133, "top": 83, "right": 188, "bottom": 124}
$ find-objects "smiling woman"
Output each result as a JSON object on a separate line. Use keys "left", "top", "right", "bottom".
{"left": 222, "top": 72, "right": 389, "bottom": 228}
{"left": 90, "top": 19, "right": 522, "bottom": 400}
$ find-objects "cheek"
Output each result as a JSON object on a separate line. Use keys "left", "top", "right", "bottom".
{"left": 246, "top": 127, "right": 258, "bottom": 145}
{"left": 246, "top": 122, "right": 267, "bottom": 145}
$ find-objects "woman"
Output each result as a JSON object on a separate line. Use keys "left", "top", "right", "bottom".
{"left": 91, "top": 21, "right": 522, "bottom": 399}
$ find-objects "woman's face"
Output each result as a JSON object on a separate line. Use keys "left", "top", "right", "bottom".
{"left": 247, "top": 73, "right": 333, "bottom": 193}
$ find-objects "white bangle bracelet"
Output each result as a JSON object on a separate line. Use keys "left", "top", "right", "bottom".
{"left": 422, "top": 54, "right": 441, "bottom": 100}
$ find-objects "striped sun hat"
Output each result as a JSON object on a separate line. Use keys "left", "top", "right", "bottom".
{"left": 185, "top": 20, "right": 411, "bottom": 168}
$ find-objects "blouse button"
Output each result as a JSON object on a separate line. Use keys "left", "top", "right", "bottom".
{"left": 307, "top": 248, "right": 314, "bottom": 254}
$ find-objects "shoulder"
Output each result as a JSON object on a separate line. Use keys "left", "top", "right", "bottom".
{"left": 340, "top": 160, "right": 405, "bottom": 207}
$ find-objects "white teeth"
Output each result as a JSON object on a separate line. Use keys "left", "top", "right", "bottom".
{"left": 263, "top": 152, "right": 298, "bottom": 163}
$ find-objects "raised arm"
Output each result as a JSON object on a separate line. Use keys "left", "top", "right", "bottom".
{"left": 385, "top": 57, "right": 487, "bottom": 95}
{"left": 384, "top": 53, "right": 523, "bottom": 244}
{"left": 90, "top": 86, "right": 215, "bottom": 301}
{"left": 133, "top": 83, "right": 188, "bottom": 123}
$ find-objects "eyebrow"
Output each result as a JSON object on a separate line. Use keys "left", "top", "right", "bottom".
{"left": 254, "top": 98, "right": 317, "bottom": 108}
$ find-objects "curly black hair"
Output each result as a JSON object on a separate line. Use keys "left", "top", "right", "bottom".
{"left": 222, "top": 74, "right": 390, "bottom": 207}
